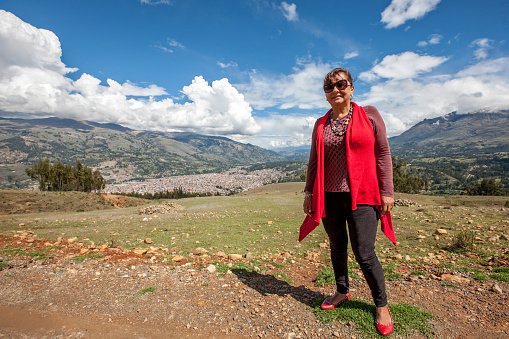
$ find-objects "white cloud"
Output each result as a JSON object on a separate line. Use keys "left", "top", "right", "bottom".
{"left": 218, "top": 61, "right": 238, "bottom": 69}
{"left": 470, "top": 38, "right": 493, "bottom": 60}
{"left": 344, "top": 51, "right": 359, "bottom": 60}
{"left": 418, "top": 33, "right": 442, "bottom": 47}
{"left": 357, "top": 57, "right": 509, "bottom": 136}
{"left": 280, "top": 2, "right": 299, "bottom": 22}
{"left": 0, "top": 10, "right": 261, "bottom": 136}
{"left": 381, "top": 0, "right": 441, "bottom": 29}
{"left": 141, "top": 0, "right": 171, "bottom": 5}
{"left": 155, "top": 38, "right": 184, "bottom": 53}
{"left": 238, "top": 60, "right": 331, "bottom": 110}
{"left": 359, "top": 52, "right": 449, "bottom": 80}
{"left": 236, "top": 113, "right": 318, "bottom": 149}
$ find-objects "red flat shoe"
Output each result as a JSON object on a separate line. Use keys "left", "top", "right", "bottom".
{"left": 375, "top": 307, "right": 393, "bottom": 336}
{"left": 320, "top": 292, "right": 350, "bottom": 310}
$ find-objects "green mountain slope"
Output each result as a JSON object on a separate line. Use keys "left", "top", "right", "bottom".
{"left": 0, "top": 117, "right": 284, "bottom": 188}
{"left": 389, "top": 111, "right": 509, "bottom": 193}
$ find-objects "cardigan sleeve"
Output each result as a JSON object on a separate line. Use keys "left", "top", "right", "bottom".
{"left": 304, "top": 118, "right": 320, "bottom": 193}
{"left": 364, "top": 106, "right": 394, "bottom": 197}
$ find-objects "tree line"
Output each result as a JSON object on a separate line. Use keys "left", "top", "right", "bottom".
{"left": 26, "top": 159, "right": 106, "bottom": 192}
{"left": 117, "top": 187, "right": 215, "bottom": 200}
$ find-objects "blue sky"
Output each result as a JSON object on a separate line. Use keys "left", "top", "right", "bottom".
{"left": 1, "top": 0, "right": 508, "bottom": 149}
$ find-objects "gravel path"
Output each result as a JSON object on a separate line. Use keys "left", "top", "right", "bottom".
{"left": 1, "top": 234, "right": 508, "bottom": 338}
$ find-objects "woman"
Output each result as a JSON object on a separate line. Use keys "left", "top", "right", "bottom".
{"left": 300, "top": 68, "right": 395, "bottom": 336}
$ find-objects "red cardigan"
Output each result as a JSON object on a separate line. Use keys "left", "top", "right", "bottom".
{"left": 299, "top": 102, "right": 396, "bottom": 245}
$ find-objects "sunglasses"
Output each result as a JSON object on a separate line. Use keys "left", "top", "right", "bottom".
{"left": 323, "top": 79, "right": 350, "bottom": 93}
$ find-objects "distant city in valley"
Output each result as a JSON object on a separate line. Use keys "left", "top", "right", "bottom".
{"left": 103, "top": 167, "right": 294, "bottom": 196}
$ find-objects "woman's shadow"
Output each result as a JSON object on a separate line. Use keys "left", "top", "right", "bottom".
{"left": 231, "top": 268, "right": 323, "bottom": 307}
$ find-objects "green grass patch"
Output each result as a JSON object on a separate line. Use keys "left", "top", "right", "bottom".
{"left": 134, "top": 286, "right": 157, "bottom": 297}
{"left": 313, "top": 298, "right": 433, "bottom": 338}
{"left": 276, "top": 272, "right": 292, "bottom": 283}
{"left": 28, "top": 250, "right": 50, "bottom": 260}
{"left": 410, "top": 270, "right": 426, "bottom": 276}
{"left": 490, "top": 272, "right": 509, "bottom": 282}
{"left": 453, "top": 230, "right": 476, "bottom": 251}
{"left": 383, "top": 263, "right": 401, "bottom": 281}
{"left": 471, "top": 270, "right": 489, "bottom": 282}
{"left": 0, "top": 247, "right": 26, "bottom": 257}
{"left": 315, "top": 267, "right": 335, "bottom": 287}
{"left": 270, "top": 261, "right": 287, "bottom": 268}
{"left": 73, "top": 253, "right": 105, "bottom": 262}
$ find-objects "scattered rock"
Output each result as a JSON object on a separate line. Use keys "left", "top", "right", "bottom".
{"left": 206, "top": 264, "right": 216, "bottom": 274}
{"left": 172, "top": 255, "right": 185, "bottom": 262}
{"left": 228, "top": 254, "right": 243, "bottom": 261}
{"left": 435, "top": 229, "right": 448, "bottom": 235}
{"left": 441, "top": 274, "right": 471, "bottom": 284}
{"left": 144, "top": 238, "right": 153, "bottom": 244}
{"left": 394, "top": 199, "right": 417, "bottom": 206}
{"left": 193, "top": 247, "right": 209, "bottom": 255}
{"left": 140, "top": 202, "right": 183, "bottom": 215}
{"left": 492, "top": 284, "right": 503, "bottom": 294}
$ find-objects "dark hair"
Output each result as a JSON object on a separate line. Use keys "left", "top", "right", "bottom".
{"left": 324, "top": 68, "right": 354, "bottom": 86}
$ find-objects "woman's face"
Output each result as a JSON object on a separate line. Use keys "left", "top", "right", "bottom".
{"left": 325, "top": 72, "right": 354, "bottom": 108}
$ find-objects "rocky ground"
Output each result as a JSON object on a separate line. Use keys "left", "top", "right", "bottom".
{"left": 1, "top": 233, "right": 508, "bottom": 339}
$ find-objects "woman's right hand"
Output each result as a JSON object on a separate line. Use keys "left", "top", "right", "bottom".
{"left": 303, "top": 193, "right": 313, "bottom": 217}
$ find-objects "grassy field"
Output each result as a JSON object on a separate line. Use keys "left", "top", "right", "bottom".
{"left": 1, "top": 183, "right": 508, "bottom": 338}
{"left": 1, "top": 182, "right": 508, "bottom": 267}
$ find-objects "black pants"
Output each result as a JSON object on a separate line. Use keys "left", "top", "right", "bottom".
{"left": 322, "top": 192, "right": 387, "bottom": 307}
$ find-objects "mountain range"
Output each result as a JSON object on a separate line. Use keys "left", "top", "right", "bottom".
{"left": 0, "top": 116, "right": 284, "bottom": 189}
{"left": 388, "top": 110, "right": 509, "bottom": 193}
{"left": 0, "top": 110, "right": 507, "bottom": 192}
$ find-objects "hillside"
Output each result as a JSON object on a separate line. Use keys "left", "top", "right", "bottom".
{"left": 0, "top": 117, "right": 285, "bottom": 189}
{"left": 389, "top": 110, "right": 509, "bottom": 193}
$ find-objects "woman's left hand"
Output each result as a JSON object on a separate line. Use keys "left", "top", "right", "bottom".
{"left": 380, "top": 196, "right": 394, "bottom": 217}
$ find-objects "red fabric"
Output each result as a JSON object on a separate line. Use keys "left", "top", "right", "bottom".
{"left": 299, "top": 102, "right": 396, "bottom": 246}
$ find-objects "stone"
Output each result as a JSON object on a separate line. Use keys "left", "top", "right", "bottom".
{"left": 172, "top": 255, "right": 185, "bottom": 262}
{"left": 228, "top": 254, "right": 243, "bottom": 261}
{"left": 245, "top": 252, "right": 255, "bottom": 260}
{"left": 441, "top": 274, "right": 470, "bottom": 284}
{"left": 393, "top": 254, "right": 403, "bottom": 260}
{"left": 435, "top": 229, "right": 448, "bottom": 235}
{"left": 215, "top": 251, "right": 227, "bottom": 258}
{"left": 80, "top": 248, "right": 89, "bottom": 255}
{"left": 144, "top": 238, "right": 153, "bottom": 244}
{"left": 206, "top": 264, "right": 216, "bottom": 274}
{"left": 134, "top": 249, "right": 148, "bottom": 255}
{"left": 492, "top": 284, "right": 503, "bottom": 294}
{"left": 193, "top": 247, "right": 209, "bottom": 255}
{"left": 404, "top": 255, "right": 411, "bottom": 261}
